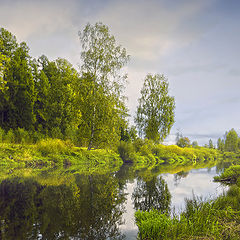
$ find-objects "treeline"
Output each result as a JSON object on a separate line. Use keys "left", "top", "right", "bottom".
{"left": 0, "top": 23, "right": 176, "bottom": 150}
{"left": 175, "top": 129, "right": 240, "bottom": 153}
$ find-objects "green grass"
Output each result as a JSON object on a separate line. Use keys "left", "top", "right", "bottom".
{"left": 135, "top": 197, "right": 240, "bottom": 240}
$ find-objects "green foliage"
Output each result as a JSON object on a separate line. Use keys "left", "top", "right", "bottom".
{"left": 78, "top": 22, "right": 129, "bottom": 150}
{"left": 135, "top": 197, "right": 240, "bottom": 240}
{"left": 225, "top": 129, "right": 238, "bottom": 152}
{"left": 214, "top": 165, "right": 240, "bottom": 183}
{"left": 4, "top": 129, "right": 15, "bottom": 143}
{"left": 191, "top": 141, "right": 198, "bottom": 148}
{"left": 135, "top": 153, "right": 240, "bottom": 240}
{"left": 1, "top": 34, "right": 35, "bottom": 130}
{"left": 176, "top": 137, "right": 191, "bottom": 148}
{"left": 31, "top": 131, "right": 44, "bottom": 144}
{"left": 33, "top": 57, "right": 80, "bottom": 136}
{"left": 135, "top": 74, "right": 175, "bottom": 142}
{"left": 217, "top": 138, "right": 225, "bottom": 151}
{"left": 117, "top": 141, "right": 136, "bottom": 163}
{"left": 0, "top": 25, "right": 131, "bottom": 150}
{"left": 133, "top": 138, "right": 145, "bottom": 152}
{"left": 50, "top": 126, "right": 63, "bottom": 139}
{"left": 209, "top": 139, "right": 214, "bottom": 148}
{"left": 14, "top": 128, "right": 29, "bottom": 144}
{"left": 0, "top": 127, "right": 4, "bottom": 142}
{"left": 135, "top": 210, "right": 172, "bottom": 240}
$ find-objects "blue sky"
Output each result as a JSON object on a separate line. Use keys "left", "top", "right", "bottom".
{"left": 1, "top": 0, "right": 239, "bottom": 145}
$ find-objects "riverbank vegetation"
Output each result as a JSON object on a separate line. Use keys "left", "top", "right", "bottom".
{"left": 135, "top": 145, "right": 240, "bottom": 239}
{"left": 0, "top": 128, "right": 220, "bottom": 172}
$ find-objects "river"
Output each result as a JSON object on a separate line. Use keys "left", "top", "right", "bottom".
{"left": 0, "top": 163, "right": 228, "bottom": 239}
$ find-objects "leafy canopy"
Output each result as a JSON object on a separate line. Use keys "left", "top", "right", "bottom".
{"left": 135, "top": 74, "right": 175, "bottom": 142}
{"left": 78, "top": 22, "right": 130, "bottom": 149}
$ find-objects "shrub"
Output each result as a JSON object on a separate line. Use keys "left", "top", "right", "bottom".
{"left": 133, "top": 138, "right": 145, "bottom": 152}
{"left": 117, "top": 141, "right": 136, "bottom": 163}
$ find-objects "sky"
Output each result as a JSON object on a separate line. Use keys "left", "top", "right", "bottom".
{"left": 1, "top": 0, "right": 240, "bottom": 145}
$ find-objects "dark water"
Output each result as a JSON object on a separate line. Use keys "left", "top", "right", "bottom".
{"left": 0, "top": 164, "right": 227, "bottom": 240}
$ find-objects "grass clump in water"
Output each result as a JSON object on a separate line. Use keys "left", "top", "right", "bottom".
{"left": 135, "top": 196, "right": 240, "bottom": 240}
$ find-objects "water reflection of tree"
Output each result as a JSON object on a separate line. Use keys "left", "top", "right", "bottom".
{"left": 0, "top": 174, "right": 126, "bottom": 240}
{"left": 132, "top": 176, "right": 171, "bottom": 214}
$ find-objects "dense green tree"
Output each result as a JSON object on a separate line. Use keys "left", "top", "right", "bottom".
{"left": 0, "top": 28, "right": 35, "bottom": 130}
{"left": 209, "top": 139, "right": 214, "bottom": 149}
{"left": 78, "top": 22, "right": 129, "bottom": 149}
{"left": 0, "top": 29, "right": 17, "bottom": 127}
{"left": 34, "top": 56, "right": 80, "bottom": 137}
{"left": 217, "top": 138, "right": 224, "bottom": 152}
{"left": 31, "top": 59, "right": 50, "bottom": 132}
{"left": 135, "top": 74, "right": 175, "bottom": 142}
{"left": 176, "top": 136, "right": 191, "bottom": 148}
{"left": 224, "top": 129, "right": 238, "bottom": 152}
{"left": 0, "top": 28, "right": 17, "bottom": 56}
{"left": 191, "top": 141, "right": 198, "bottom": 148}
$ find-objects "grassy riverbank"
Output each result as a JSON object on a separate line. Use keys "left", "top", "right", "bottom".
{"left": 0, "top": 139, "right": 123, "bottom": 170}
{"left": 0, "top": 138, "right": 220, "bottom": 170}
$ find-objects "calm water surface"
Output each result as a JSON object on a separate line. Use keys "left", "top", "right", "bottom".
{"left": 0, "top": 164, "right": 227, "bottom": 239}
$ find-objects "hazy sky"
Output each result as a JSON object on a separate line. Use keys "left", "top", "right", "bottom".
{"left": 1, "top": 0, "right": 239, "bottom": 145}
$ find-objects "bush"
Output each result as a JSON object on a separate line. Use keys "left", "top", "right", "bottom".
{"left": 133, "top": 138, "right": 145, "bottom": 152}
{"left": 117, "top": 141, "right": 136, "bottom": 163}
